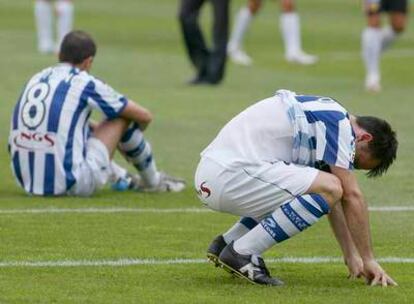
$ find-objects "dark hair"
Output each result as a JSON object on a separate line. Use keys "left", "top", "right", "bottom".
{"left": 59, "top": 30, "right": 97, "bottom": 64}
{"left": 356, "top": 116, "right": 398, "bottom": 178}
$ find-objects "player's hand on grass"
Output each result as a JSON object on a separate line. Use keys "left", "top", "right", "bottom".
{"left": 362, "top": 260, "right": 397, "bottom": 287}
{"left": 345, "top": 254, "right": 364, "bottom": 279}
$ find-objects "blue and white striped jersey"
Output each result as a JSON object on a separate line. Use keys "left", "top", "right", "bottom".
{"left": 201, "top": 89, "right": 355, "bottom": 170}
{"left": 279, "top": 90, "right": 355, "bottom": 170}
{"left": 9, "top": 63, "right": 127, "bottom": 195}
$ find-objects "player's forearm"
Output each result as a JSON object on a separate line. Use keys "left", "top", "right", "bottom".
{"left": 328, "top": 201, "right": 360, "bottom": 259}
{"left": 120, "top": 100, "right": 153, "bottom": 130}
{"left": 341, "top": 192, "right": 375, "bottom": 262}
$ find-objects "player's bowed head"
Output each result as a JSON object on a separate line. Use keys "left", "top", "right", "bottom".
{"left": 350, "top": 115, "right": 398, "bottom": 177}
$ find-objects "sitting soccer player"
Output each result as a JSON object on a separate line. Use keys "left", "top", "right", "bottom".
{"left": 228, "top": 0, "right": 318, "bottom": 66}
{"left": 9, "top": 30, "right": 186, "bottom": 196}
{"left": 195, "top": 90, "right": 397, "bottom": 286}
{"left": 362, "top": 0, "right": 408, "bottom": 92}
{"left": 34, "top": 0, "right": 74, "bottom": 54}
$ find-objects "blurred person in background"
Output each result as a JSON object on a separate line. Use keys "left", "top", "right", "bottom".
{"left": 178, "top": 0, "right": 230, "bottom": 85}
{"left": 362, "top": 0, "right": 409, "bottom": 92}
{"left": 34, "top": 0, "right": 74, "bottom": 54}
{"left": 228, "top": 0, "right": 318, "bottom": 66}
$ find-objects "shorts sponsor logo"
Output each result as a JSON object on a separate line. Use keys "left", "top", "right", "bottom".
{"left": 13, "top": 131, "right": 56, "bottom": 151}
{"left": 198, "top": 181, "right": 211, "bottom": 198}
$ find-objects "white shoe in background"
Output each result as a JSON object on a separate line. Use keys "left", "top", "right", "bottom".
{"left": 285, "top": 51, "right": 318, "bottom": 65}
{"left": 365, "top": 74, "right": 381, "bottom": 93}
{"left": 228, "top": 48, "right": 253, "bottom": 66}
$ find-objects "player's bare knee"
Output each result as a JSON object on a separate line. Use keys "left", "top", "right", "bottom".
{"left": 391, "top": 24, "right": 405, "bottom": 34}
{"left": 281, "top": 0, "right": 295, "bottom": 12}
{"left": 323, "top": 175, "right": 343, "bottom": 207}
{"left": 313, "top": 175, "right": 342, "bottom": 207}
{"left": 308, "top": 173, "right": 343, "bottom": 207}
{"left": 248, "top": 0, "right": 261, "bottom": 14}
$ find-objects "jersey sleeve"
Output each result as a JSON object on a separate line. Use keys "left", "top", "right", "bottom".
{"left": 315, "top": 116, "right": 355, "bottom": 170}
{"left": 83, "top": 78, "right": 128, "bottom": 119}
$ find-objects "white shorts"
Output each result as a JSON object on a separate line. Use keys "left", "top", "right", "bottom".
{"left": 68, "top": 137, "right": 111, "bottom": 197}
{"left": 194, "top": 157, "right": 319, "bottom": 219}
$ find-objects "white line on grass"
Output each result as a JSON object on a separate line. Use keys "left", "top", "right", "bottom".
{"left": 1, "top": 257, "right": 414, "bottom": 268}
{"left": 0, "top": 207, "right": 212, "bottom": 214}
{"left": 0, "top": 206, "right": 413, "bottom": 214}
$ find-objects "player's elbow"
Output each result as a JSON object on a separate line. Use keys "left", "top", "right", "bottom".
{"left": 141, "top": 110, "right": 153, "bottom": 125}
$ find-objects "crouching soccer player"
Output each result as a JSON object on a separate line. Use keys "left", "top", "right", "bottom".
{"left": 195, "top": 90, "right": 398, "bottom": 286}
{"left": 9, "top": 30, "right": 186, "bottom": 196}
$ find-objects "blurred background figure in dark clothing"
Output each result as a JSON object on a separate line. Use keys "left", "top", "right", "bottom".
{"left": 178, "top": 0, "right": 230, "bottom": 85}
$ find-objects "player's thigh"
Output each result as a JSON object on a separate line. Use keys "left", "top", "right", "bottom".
{"left": 92, "top": 118, "right": 129, "bottom": 158}
{"left": 69, "top": 137, "right": 111, "bottom": 196}
{"left": 219, "top": 161, "right": 319, "bottom": 219}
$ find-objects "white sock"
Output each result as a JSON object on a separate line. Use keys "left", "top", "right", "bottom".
{"left": 381, "top": 26, "right": 397, "bottom": 51}
{"left": 109, "top": 161, "right": 127, "bottom": 183}
{"left": 223, "top": 217, "right": 258, "bottom": 244}
{"left": 280, "top": 12, "right": 301, "bottom": 57}
{"left": 228, "top": 7, "right": 252, "bottom": 52}
{"left": 55, "top": 0, "right": 74, "bottom": 51}
{"left": 234, "top": 194, "right": 330, "bottom": 255}
{"left": 34, "top": 0, "right": 54, "bottom": 52}
{"left": 362, "top": 27, "right": 382, "bottom": 78}
{"left": 233, "top": 224, "right": 275, "bottom": 255}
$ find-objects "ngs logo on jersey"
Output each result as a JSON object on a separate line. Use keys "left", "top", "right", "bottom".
{"left": 12, "top": 131, "right": 56, "bottom": 152}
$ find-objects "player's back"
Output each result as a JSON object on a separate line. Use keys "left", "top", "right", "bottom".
{"left": 9, "top": 64, "right": 96, "bottom": 195}
{"left": 201, "top": 90, "right": 355, "bottom": 171}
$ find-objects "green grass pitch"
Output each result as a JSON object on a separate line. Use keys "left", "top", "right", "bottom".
{"left": 0, "top": 0, "right": 413, "bottom": 303}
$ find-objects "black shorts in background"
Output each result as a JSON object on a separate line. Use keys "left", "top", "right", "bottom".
{"left": 366, "top": 0, "right": 408, "bottom": 14}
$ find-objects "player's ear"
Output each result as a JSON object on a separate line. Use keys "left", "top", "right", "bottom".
{"left": 81, "top": 56, "right": 94, "bottom": 71}
{"left": 360, "top": 132, "right": 373, "bottom": 143}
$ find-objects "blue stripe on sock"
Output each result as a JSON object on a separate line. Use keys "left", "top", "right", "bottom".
{"left": 121, "top": 127, "right": 136, "bottom": 143}
{"left": 280, "top": 203, "right": 310, "bottom": 231}
{"left": 310, "top": 193, "right": 330, "bottom": 214}
{"left": 125, "top": 140, "right": 146, "bottom": 157}
{"left": 261, "top": 216, "right": 290, "bottom": 243}
{"left": 121, "top": 123, "right": 141, "bottom": 143}
{"left": 239, "top": 217, "right": 258, "bottom": 230}
{"left": 297, "top": 196, "right": 324, "bottom": 218}
{"left": 134, "top": 155, "right": 153, "bottom": 171}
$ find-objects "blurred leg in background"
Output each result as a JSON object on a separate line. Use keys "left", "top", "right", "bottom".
{"left": 178, "top": 0, "right": 230, "bottom": 85}
{"left": 206, "top": 0, "right": 230, "bottom": 84}
{"left": 228, "top": 0, "right": 318, "bottom": 66}
{"left": 34, "top": 0, "right": 74, "bottom": 54}
{"left": 179, "top": 0, "right": 210, "bottom": 84}
{"left": 362, "top": 0, "right": 408, "bottom": 92}
{"left": 280, "top": 0, "right": 318, "bottom": 65}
